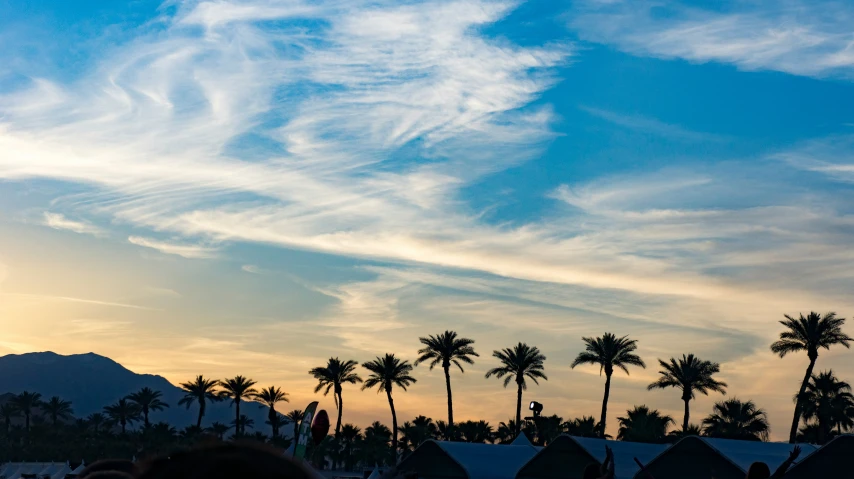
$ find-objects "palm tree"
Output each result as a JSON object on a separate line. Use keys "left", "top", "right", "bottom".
{"left": 363, "top": 421, "right": 393, "bottom": 466}
{"left": 256, "top": 386, "right": 290, "bottom": 438}
{"left": 564, "top": 416, "right": 601, "bottom": 438}
{"left": 415, "top": 330, "right": 479, "bottom": 429}
{"left": 571, "top": 333, "right": 645, "bottom": 437}
{"left": 616, "top": 405, "right": 673, "bottom": 443}
{"left": 179, "top": 375, "right": 221, "bottom": 428}
{"left": 339, "top": 423, "right": 362, "bottom": 470}
{"left": 207, "top": 421, "right": 230, "bottom": 440}
{"left": 647, "top": 354, "right": 727, "bottom": 432}
{"left": 104, "top": 398, "right": 142, "bottom": 434}
{"left": 771, "top": 311, "right": 852, "bottom": 443}
{"left": 668, "top": 423, "right": 703, "bottom": 440}
{"left": 42, "top": 396, "right": 74, "bottom": 427}
{"left": 702, "top": 398, "right": 770, "bottom": 441}
{"left": 800, "top": 370, "right": 854, "bottom": 444}
{"left": 232, "top": 414, "right": 255, "bottom": 435}
{"left": 87, "top": 413, "right": 107, "bottom": 434}
{"left": 127, "top": 387, "right": 169, "bottom": 427}
{"left": 362, "top": 353, "right": 417, "bottom": 454}
{"left": 266, "top": 413, "right": 289, "bottom": 441}
{"left": 309, "top": 358, "right": 362, "bottom": 436}
{"left": 495, "top": 420, "right": 518, "bottom": 444}
{"left": 458, "top": 420, "right": 494, "bottom": 443}
{"left": 285, "top": 409, "right": 304, "bottom": 441}
{"left": 218, "top": 376, "right": 258, "bottom": 438}
{"left": 0, "top": 403, "right": 18, "bottom": 434}
{"left": 10, "top": 391, "right": 42, "bottom": 433}
{"left": 485, "top": 343, "right": 547, "bottom": 435}
{"left": 399, "top": 415, "right": 437, "bottom": 451}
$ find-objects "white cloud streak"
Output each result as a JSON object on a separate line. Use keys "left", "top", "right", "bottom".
{"left": 570, "top": 0, "right": 854, "bottom": 79}
{"left": 43, "top": 212, "right": 104, "bottom": 236}
{"left": 128, "top": 236, "right": 220, "bottom": 259}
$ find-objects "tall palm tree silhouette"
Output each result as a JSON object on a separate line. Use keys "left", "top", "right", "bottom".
{"left": 285, "top": 409, "right": 304, "bottom": 441}
{"left": 771, "top": 311, "right": 851, "bottom": 443}
{"left": 218, "top": 376, "right": 258, "bottom": 437}
{"left": 11, "top": 391, "right": 42, "bottom": 433}
{"left": 485, "top": 342, "right": 547, "bottom": 435}
{"left": 571, "top": 333, "right": 645, "bottom": 437}
{"left": 702, "top": 398, "right": 769, "bottom": 441}
{"left": 362, "top": 353, "right": 417, "bottom": 454}
{"left": 87, "top": 413, "right": 107, "bottom": 434}
{"left": 178, "top": 375, "right": 221, "bottom": 428}
{"left": 617, "top": 405, "right": 673, "bottom": 443}
{"left": 256, "top": 386, "right": 290, "bottom": 438}
{"left": 0, "top": 404, "right": 17, "bottom": 434}
{"left": 104, "top": 398, "right": 142, "bottom": 434}
{"left": 42, "top": 396, "right": 73, "bottom": 428}
{"left": 800, "top": 370, "right": 854, "bottom": 443}
{"left": 415, "top": 330, "right": 479, "bottom": 430}
{"left": 647, "top": 354, "right": 727, "bottom": 432}
{"left": 309, "top": 357, "right": 362, "bottom": 436}
{"left": 127, "top": 387, "right": 169, "bottom": 428}
{"left": 207, "top": 421, "right": 230, "bottom": 440}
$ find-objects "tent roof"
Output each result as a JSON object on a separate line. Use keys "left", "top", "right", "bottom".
{"left": 638, "top": 436, "right": 818, "bottom": 477}
{"left": 563, "top": 436, "right": 667, "bottom": 479}
{"left": 431, "top": 441, "right": 541, "bottom": 479}
{"left": 510, "top": 434, "right": 533, "bottom": 447}
{"left": 697, "top": 437, "right": 817, "bottom": 471}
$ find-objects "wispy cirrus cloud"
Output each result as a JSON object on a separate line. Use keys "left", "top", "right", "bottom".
{"left": 128, "top": 236, "right": 219, "bottom": 259}
{"left": 580, "top": 106, "right": 728, "bottom": 142}
{"left": 570, "top": 0, "right": 854, "bottom": 79}
{"left": 43, "top": 212, "right": 104, "bottom": 236}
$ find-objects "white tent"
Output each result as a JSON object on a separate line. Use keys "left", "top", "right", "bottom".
{"left": 366, "top": 466, "right": 380, "bottom": 479}
{"left": 572, "top": 436, "right": 666, "bottom": 479}
{"left": 68, "top": 462, "right": 86, "bottom": 476}
{"left": 635, "top": 436, "right": 817, "bottom": 479}
{"left": 398, "top": 439, "right": 540, "bottom": 479}
{"left": 516, "top": 435, "right": 666, "bottom": 479}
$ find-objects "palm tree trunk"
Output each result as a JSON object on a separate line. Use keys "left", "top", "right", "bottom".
{"left": 386, "top": 389, "right": 398, "bottom": 461}
{"left": 336, "top": 391, "right": 343, "bottom": 437}
{"left": 25, "top": 413, "right": 30, "bottom": 433}
{"left": 121, "top": 419, "right": 127, "bottom": 434}
{"left": 682, "top": 396, "right": 691, "bottom": 432}
{"left": 236, "top": 399, "right": 242, "bottom": 437}
{"left": 270, "top": 407, "right": 278, "bottom": 438}
{"left": 144, "top": 407, "right": 150, "bottom": 428}
{"left": 789, "top": 357, "right": 816, "bottom": 443}
{"left": 444, "top": 365, "right": 454, "bottom": 430}
{"left": 600, "top": 372, "right": 612, "bottom": 438}
{"left": 197, "top": 399, "right": 205, "bottom": 429}
{"left": 682, "top": 398, "right": 690, "bottom": 432}
{"left": 515, "top": 382, "right": 523, "bottom": 436}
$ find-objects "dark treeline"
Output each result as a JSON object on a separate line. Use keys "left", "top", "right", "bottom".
{"left": 0, "top": 311, "right": 852, "bottom": 468}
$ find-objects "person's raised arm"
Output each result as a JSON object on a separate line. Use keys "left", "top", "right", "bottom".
{"left": 597, "top": 447, "right": 615, "bottom": 479}
{"left": 771, "top": 445, "right": 801, "bottom": 479}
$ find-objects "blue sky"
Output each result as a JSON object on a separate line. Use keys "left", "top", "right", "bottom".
{"left": 2, "top": 0, "right": 854, "bottom": 438}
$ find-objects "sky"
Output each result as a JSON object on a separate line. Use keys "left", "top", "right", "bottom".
{"left": 2, "top": 0, "right": 854, "bottom": 440}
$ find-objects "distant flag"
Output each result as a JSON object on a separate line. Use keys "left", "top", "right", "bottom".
{"left": 294, "top": 401, "right": 318, "bottom": 460}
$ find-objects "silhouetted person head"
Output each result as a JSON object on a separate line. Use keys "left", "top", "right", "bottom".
{"left": 79, "top": 460, "right": 136, "bottom": 479}
{"left": 135, "top": 442, "right": 317, "bottom": 479}
{"left": 746, "top": 462, "right": 772, "bottom": 479}
{"left": 582, "top": 463, "right": 601, "bottom": 479}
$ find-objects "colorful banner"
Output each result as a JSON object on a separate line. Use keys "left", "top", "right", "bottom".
{"left": 294, "top": 401, "right": 318, "bottom": 460}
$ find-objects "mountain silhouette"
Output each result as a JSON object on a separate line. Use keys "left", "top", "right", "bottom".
{"left": 0, "top": 351, "right": 273, "bottom": 430}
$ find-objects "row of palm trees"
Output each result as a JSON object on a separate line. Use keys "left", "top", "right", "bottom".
{"left": 307, "top": 312, "right": 852, "bottom": 445}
